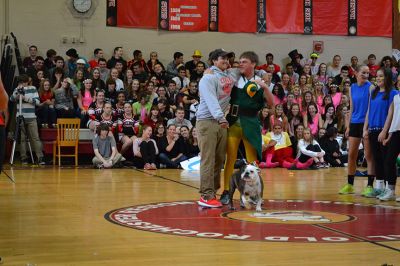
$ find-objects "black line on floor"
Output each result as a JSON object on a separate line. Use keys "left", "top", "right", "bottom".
{"left": 313, "top": 224, "right": 400, "bottom": 252}
{"left": 134, "top": 169, "right": 201, "bottom": 191}
{"left": 1, "top": 170, "right": 15, "bottom": 183}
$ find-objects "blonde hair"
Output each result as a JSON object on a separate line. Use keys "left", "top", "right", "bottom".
{"left": 302, "top": 127, "right": 314, "bottom": 143}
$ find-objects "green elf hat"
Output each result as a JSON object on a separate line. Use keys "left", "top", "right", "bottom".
{"left": 244, "top": 81, "right": 258, "bottom": 98}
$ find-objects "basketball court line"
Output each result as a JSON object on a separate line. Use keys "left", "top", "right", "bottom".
{"left": 313, "top": 224, "right": 400, "bottom": 252}
{"left": 134, "top": 169, "right": 201, "bottom": 190}
{"left": 1, "top": 170, "right": 15, "bottom": 183}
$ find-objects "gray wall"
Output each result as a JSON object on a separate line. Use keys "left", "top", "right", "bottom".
{"left": 1, "top": 0, "right": 392, "bottom": 68}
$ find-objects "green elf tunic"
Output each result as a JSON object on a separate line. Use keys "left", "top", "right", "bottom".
{"left": 227, "top": 77, "right": 265, "bottom": 160}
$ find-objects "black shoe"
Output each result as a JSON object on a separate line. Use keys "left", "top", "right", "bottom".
{"left": 37, "top": 157, "right": 46, "bottom": 165}
{"left": 220, "top": 190, "right": 230, "bottom": 205}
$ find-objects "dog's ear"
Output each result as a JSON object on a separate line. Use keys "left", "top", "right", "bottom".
{"left": 252, "top": 162, "right": 261, "bottom": 174}
{"left": 256, "top": 167, "right": 261, "bottom": 174}
{"left": 239, "top": 163, "right": 247, "bottom": 173}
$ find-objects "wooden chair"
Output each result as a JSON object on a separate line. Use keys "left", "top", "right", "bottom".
{"left": 53, "top": 118, "right": 80, "bottom": 166}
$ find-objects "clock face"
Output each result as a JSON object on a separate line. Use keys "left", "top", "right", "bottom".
{"left": 73, "top": 0, "right": 92, "bottom": 13}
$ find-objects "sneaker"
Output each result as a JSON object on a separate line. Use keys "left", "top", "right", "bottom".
{"left": 220, "top": 190, "right": 230, "bottom": 205}
{"left": 197, "top": 197, "right": 222, "bottom": 208}
{"left": 361, "top": 186, "right": 374, "bottom": 197}
{"left": 144, "top": 163, "right": 151, "bottom": 170}
{"left": 374, "top": 189, "right": 387, "bottom": 199}
{"left": 339, "top": 184, "right": 354, "bottom": 194}
{"left": 362, "top": 187, "right": 384, "bottom": 198}
{"left": 378, "top": 189, "right": 396, "bottom": 201}
{"left": 37, "top": 157, "right": 46, "bottom": 166}
{"left": 97, "top": 164, "right": 104, "bottom": 169}
{"left": 315, "top": 162, "right": 323, "bottom": 169}
{"left": 21, "top": 159, "right": 29, "bottom": 165}
{"left": 150, "top": 163, "right": 157, "bottom": 170}
{"left": 324, "top": 162, "right": 330, "bottom": 168}
{"left": 396, "top": 197, "right": 400, "bottom": 202}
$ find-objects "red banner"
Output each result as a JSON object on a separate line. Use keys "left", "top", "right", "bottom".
{"left": 107, "top": 0, "right": 393, "bottom": 37}
{"left": 159, "top": 0, "right": 209, "bottom": 31}
{"left": 266, "top": 0, "right": 304, "bottom": 34}
{"left": 115, "top": 0, "right": 158, "bottom": 29}
{"left": 358, "top": 0, "right": 392, "bottom": 37}
{"left": 218, "top": 0, "right": 257, "bottom": 33}
{"left": 313, "top": 0, "right": 348, "bottom": 36}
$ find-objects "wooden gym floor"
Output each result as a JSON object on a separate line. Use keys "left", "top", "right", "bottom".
{"left": 0, "top": 165, "right": 399, "bottom": 265}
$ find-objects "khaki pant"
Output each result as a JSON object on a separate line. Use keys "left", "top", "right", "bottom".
{"left": 92, "top": 153, "right": 123, "bottom": 168}
{"left": 20, "top": 118, "right": 43, "bottom": 160}
{"left": 197, "top": 120, "right": 227, "bottom": 200}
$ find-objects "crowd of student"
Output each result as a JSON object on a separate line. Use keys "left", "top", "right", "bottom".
{"left": 8, "top": 46, "right": 400, "bottom": 182}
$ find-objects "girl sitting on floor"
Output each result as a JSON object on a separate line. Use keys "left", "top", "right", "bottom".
{"left": 260, "top": 121, "right": 294, "bottom": 168}
{"left": 296, "top": 127, "right": 327, "bottom": 169}
{"left": 320, "top": 127, "right": 348, "bottom": 167}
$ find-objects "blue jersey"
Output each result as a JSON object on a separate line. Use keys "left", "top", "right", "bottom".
{"left": 368, "top": 88, "right": 397, "bottom": 129}
{"left": 350, "top": 81, "right": 371, "bottom": 124}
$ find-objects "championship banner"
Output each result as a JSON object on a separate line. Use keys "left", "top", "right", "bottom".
{"left": 348, "top": 0, "right": 357, "bottom": 36}
{"left": 303, "top": 0, "right": 312, "bottom": 34}
{"left": 257, "top": 0, "right": 267, "bottom": 33}
{"left": 208, "top": 0, "right": 219, "bottom": 31}
{"left": 159, "top": 0, "right": 209, "bottom": 31}
{"left": 266, "top": 0, "right": 303, "bottom": 34}
{"left": 313, "top": 0, "right": 347, "bottom": 35}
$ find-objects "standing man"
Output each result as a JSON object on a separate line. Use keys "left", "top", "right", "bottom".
{"left": 23, "top": 45, "right": 38, "bottom": 70}
{"left": 0, "top": 76, "right": 8, "bottom": 174}
{"left": 197, "top": 49, "right": 235, "bottom": 208}
{"left": 10, "top": 75, "right": 45, "bottom": 165}
{"left": 220, "top": 51, "right": 274, "bottom": 204}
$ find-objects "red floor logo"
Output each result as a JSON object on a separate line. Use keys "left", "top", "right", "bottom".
{"left": 105, "top": 200, "right": 400, "bottom": 243}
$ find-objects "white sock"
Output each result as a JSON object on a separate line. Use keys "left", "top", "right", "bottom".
{"left": 375, "top": 180, "right": 385, "bottom": 190}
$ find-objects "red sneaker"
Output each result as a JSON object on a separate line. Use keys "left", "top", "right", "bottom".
{"left": 197, "top": 197, "right": 222, "bottom": 208}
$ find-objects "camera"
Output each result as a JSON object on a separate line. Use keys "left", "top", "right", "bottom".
{"left": 17, "top": 87, "right": 25, "bottom": 95}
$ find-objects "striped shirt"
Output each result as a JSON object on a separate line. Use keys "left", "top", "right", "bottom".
{"left": 10, "top": 86, "right": 40, "bottom": 119}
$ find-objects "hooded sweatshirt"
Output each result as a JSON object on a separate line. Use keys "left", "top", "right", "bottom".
{"left": 196, "top": 66, "right": 239, "bottom": 122}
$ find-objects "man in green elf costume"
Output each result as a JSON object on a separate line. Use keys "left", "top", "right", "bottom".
{"left": 220, "top": 51, "right": 274, "bottom": 204}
